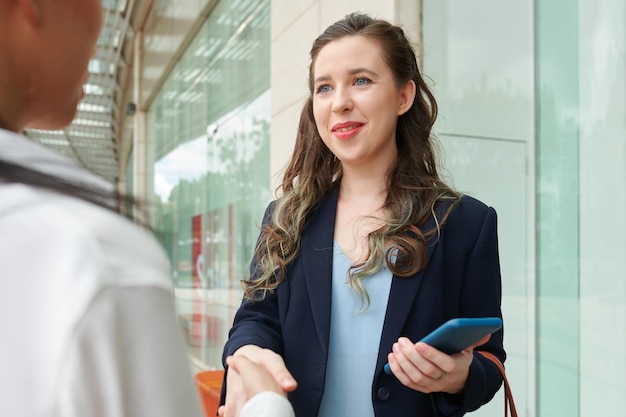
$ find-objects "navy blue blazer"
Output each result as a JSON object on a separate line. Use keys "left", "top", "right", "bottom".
{"left": 222, "top": 187, "right": 505, "bottom": 417}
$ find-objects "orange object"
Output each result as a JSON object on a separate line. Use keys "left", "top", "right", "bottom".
{"left": 195, "top": 370, "right": 224, "bottom": 417}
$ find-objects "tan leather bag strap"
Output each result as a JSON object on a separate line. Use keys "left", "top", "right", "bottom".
{"left": 477, "top": 351, "right": 518, "bottom": 417}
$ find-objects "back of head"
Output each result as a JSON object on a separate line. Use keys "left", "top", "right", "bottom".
{"left": 0, "top": 0, "right": 141, "bottom": 223}
{"left": 0, "top": 0, "right": 103, "bottom": 132}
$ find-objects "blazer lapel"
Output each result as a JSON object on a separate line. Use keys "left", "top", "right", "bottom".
{"left": 297, "top": 187, "right": 451, "bottom": 369}
{"left": 299, "top": 186, "right": 339, "bottom": 357}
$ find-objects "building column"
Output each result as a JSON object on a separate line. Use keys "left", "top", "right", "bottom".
{"left": 132, "top": 30, "right": 149, "bottom": 212}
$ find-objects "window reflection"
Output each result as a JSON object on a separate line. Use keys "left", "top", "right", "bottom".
{"left": 148, "top": 0, "right": 270, "bottom": 368}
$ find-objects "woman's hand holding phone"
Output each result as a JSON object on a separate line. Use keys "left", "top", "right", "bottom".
{"left": 384, "top": 317, "right": 501, "bottom": 394}
{"left": 386, "top": 334, "right": 491, "bottom": 394}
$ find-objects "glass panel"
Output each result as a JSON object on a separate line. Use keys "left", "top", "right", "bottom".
{"left": 578, "top": 0, "right": 626, "bottom": 415}
{"left": 422, "top": 0, "right": 534, "bottom": 141}
{"left": 536, "top": 1, "right": 580, "bottom": 415}
{"left": 148, "top": 0, "right": 270, "bottom": 368}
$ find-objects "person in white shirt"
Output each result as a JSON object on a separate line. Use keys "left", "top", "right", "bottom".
{"left": 0, "top": 0, "right": 203, "bottom": 416}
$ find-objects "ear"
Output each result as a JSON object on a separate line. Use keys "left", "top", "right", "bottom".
{"left": 17, "top": 0, "right": 42, "bottom": 27}
{"left": 397, "top": 79, "right": 416, "bottom": 116}
{"left": 0, "top": 0, "right": 43, "bottom": 51}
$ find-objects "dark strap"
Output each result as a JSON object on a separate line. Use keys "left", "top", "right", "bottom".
{"left": 477, "top": 351, "right": 518, "bottom": 417}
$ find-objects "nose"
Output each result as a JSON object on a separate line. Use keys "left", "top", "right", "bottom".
{"left": 331, "top": 87, "right": 352, "bottom": 113}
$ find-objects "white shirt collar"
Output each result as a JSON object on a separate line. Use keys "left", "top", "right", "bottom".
{"left": 0, "top": 128, "right": 113, "bottom": 191}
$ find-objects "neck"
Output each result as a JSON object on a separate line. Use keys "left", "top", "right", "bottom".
{"left": 0, "top": 82, "right": 22, "bottom": 132}
{"left": 0, "top": 114, "right": 18, "bottom": 132}
{"left": 339, "top": 174, "right": 388, "bottom": 210}
{"left": 339, "top": 148, "right": 396, "bottom": 201}
{"left": 0, "top": 61, "right": 26, "bottom": 133}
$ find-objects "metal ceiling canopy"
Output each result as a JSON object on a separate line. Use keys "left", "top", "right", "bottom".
{"left": 26, "top": 0, "right": 137, "bottom": 184}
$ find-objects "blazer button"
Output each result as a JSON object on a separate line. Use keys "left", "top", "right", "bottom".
{"left": 377, "top": 387, "right": 390, "bottom": 401}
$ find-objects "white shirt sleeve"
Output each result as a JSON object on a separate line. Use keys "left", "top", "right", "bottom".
{"left": 240, "top": 392, "right": 295, "bottom": 417}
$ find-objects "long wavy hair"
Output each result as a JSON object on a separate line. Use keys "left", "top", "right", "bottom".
{"left": 242, "top": 13, "right": 460, "bottom": 305}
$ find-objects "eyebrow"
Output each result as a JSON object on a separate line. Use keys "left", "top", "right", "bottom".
{"left": 313, "top": 67, "right": 380, "bottom": 84}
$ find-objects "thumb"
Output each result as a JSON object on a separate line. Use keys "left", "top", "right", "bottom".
{"left": 263, "top": 355, "right": 297, "bottom": 391}
{"left": 269, "top": 365, "right": 298, "bottom": 392}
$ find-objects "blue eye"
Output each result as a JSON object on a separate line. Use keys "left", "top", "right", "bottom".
{"left": 355, "top": 77, "right": 371, "bottom": 86}
{"left": 316, "top": 84, "right": 331, "bottom": 94}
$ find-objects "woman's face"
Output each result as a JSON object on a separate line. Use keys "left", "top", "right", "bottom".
{"left": 312, "top": 36, "right": 415, "bottom": 172}
{"left": 25, "top": 0, "right": 103, "bottom": 130}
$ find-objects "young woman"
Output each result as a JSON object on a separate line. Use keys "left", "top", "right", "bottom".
{"left": 0, "top": 1, "right": 202, "bottom": 415}
{"left": 221, "top": 12, "right": 505, "bottom": 417}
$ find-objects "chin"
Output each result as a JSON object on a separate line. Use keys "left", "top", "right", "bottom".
{"left": 26, "top": 109, "right": 78, "bottom": 131}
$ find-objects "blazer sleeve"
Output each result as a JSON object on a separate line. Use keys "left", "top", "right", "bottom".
{"left": 221, "top": 203, "right": 284, "bottom": 361}
{"left": 220, "top": 203, "right": 285, "bottom": 407}
{"left": 433, "top": 204, "right": 506, "bottom": 416}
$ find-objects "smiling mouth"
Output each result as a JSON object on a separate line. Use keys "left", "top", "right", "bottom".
{"left": 332, "top": 123, "right": 363, "bottom": 132}
{"left": 335, "top": 126, "right": 357, "bottom": 132}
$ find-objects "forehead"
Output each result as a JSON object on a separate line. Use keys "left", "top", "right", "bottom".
{"left": 313, "top": 36, "right": 388, "bottom": 77}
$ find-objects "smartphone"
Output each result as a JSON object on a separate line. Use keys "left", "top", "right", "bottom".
{"left": 383, "top": 317, "right": 502, "bottom": 374}
{"left": 419, "top": 317, "right": 502, "bottom": 354}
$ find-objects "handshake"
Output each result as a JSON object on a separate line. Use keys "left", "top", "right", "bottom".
{"left": 218, "top": 354, "right": 296, "bottom": 417}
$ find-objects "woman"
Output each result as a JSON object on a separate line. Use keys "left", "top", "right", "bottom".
{"left": 221, "top": 12, "right": 505, "bottom": 417}
{"left": 0, "top": 1, "right": 202, "bottom": 415}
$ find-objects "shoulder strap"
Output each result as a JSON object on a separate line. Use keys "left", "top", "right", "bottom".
{"left": 477, "top": 351, "right": 518, "bottom": 417}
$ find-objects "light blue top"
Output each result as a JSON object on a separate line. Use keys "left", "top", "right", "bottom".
{"left": 317, "top": 242, "right": 393, "bottom": 417}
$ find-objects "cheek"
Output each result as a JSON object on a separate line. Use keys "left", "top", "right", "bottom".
{"left": 76, "top": 1, "right": 103, "bottom": 53}
{"left": 312, "top": 106, "right": 330, "bottom": 144}
{"left": 89, "top": 0, "right": 104, "bottom": 33}
{"left": 312, "top": 102, "right": 325, "bottom": 128}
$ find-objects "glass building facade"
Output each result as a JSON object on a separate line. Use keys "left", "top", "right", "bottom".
{"left": 147, "top": 0, "right": 270, "bottom": 367}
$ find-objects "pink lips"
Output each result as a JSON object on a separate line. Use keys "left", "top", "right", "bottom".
{"left": 331, "top": 121, "right": 364, "bottom": 140}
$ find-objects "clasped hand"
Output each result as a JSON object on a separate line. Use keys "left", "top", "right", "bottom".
{"left": 218, "top": 345, "right": 297, "bottom": 417}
